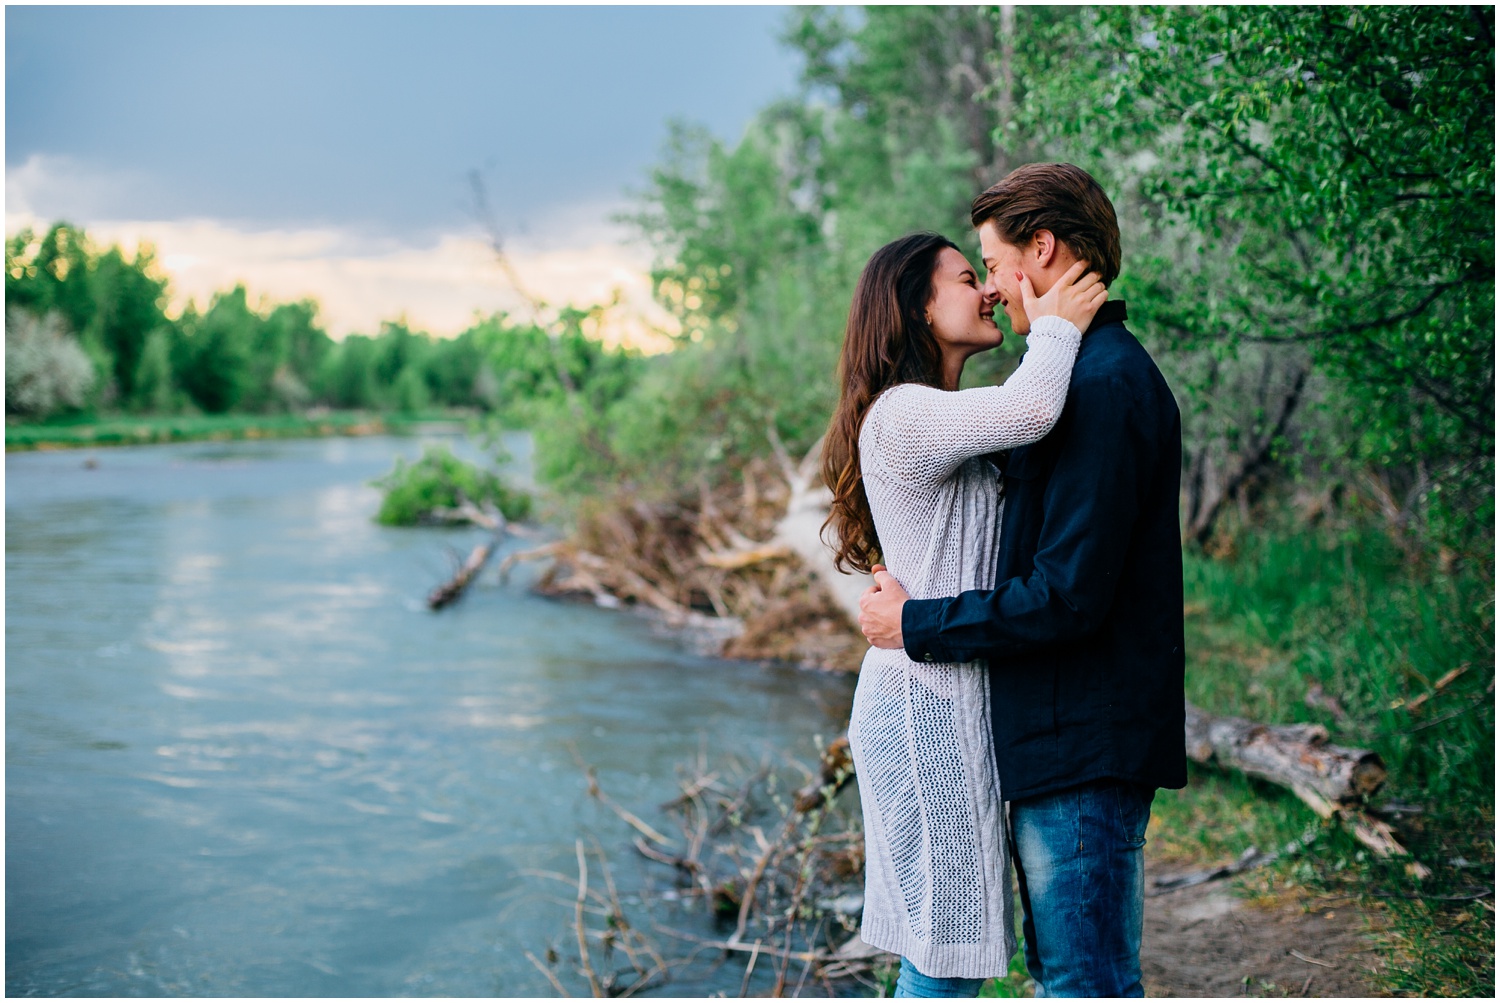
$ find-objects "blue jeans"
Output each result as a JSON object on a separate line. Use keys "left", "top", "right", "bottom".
{"left": 894, "top": 957, "right": 986, "bottom": 998}
{"left": 1008, "top": 779, "right": 1154, "bottom": 998}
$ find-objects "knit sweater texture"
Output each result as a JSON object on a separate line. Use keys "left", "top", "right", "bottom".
{"left": 848, "top": 315, "right": 1082, "bottom": 978}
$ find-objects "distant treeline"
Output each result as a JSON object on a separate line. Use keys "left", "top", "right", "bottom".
{"left": 4, "top": 223, "right": 638, "bottom": 423}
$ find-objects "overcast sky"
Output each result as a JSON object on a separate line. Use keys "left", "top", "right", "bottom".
{"left": 5, "top": 6, "right": 802, "bottom": 339}
{"left": 7, "top": 5, "right": 800, "bottom": 237}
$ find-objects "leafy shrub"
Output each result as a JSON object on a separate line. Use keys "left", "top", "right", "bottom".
{"left": 372, "top": 445, "right": 531, "bottom": 526}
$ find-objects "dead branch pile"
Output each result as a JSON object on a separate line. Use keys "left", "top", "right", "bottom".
{"left": 502, "top": 446, "right": 867, "bottom": 671}
{"left": 529, "top": 750, "right": 891, "bottom": 997}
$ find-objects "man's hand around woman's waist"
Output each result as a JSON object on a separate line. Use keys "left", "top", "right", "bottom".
{"left": 859, "top": 564, "right": 910, "bottom": 650}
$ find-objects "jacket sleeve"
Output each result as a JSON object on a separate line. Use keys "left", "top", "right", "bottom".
{"left": 901, "top": 371, "right": 1155, "bottom": 663}
{"left": 861, "top": 317, "right": 1081, "bottom": 488}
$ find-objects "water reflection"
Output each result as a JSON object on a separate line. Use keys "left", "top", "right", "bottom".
{"left": 7, "top": 435, "right": 855, "bottom": 996}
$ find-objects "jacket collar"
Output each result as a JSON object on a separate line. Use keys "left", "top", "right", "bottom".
{"left": 1086, "top": 300, "right": 1127, "bottom": 335}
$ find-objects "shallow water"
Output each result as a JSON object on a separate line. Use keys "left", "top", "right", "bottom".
{"left": 6, "top": 435, "right": 855, "bottom": 996}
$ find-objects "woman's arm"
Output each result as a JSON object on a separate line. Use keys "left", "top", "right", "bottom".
{"left": 861, "top": 316, "right": 1082, "bottom": 487}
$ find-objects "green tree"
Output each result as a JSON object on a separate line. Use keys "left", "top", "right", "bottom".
{"left": 175, "top": 286, "right": 256, "bottom": 413}
{"left": 6, "top": 223, "right": 174, "bottom": 409}
{"left": 319, "top": 334, "right": 379, "bottom": 409}
{"left": 5, "top": 224, "right": 95, "bottom": 337}
{"left": 86, "top": 245, "right": 171, "bottom": 405}
{"left": 1018, "top": 5, "right": 1494, "bottom": 548}
{"left": 260, "top": 300, "right": 329, "bottom": 411}
{"left": 131, "top": 327, "right": 180, "bottom": 414}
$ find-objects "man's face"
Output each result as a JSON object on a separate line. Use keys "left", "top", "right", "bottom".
{"left": 978, "top": 221, "right": 1033, "bottom": 337}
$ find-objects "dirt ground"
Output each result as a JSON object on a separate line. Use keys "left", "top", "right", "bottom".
{"left": 1141, "top": 867, "right": 1388, "bottom": 998}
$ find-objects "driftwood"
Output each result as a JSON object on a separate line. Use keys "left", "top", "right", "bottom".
{"left": 802, "top": 705, "right": 1415, "bottom": 868}
{"left": 427, "top": 539, "right": 496, "bottom": 610}
{"left": 805, "top": 705, "right": 1390, "bottom": 819}
{"left": 423, "top": 500, "right": 505, "bottom": 531}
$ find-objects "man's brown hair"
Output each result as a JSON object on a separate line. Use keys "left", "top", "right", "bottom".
{"left": 970, "top": 163, "right": 1121, "bottom": 286}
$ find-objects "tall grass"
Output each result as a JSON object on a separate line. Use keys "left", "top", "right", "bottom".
{"left": 1183, "top": 519, "right": 1492, "bottom": 809}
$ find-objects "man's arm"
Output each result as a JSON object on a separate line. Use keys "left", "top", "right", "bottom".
{"left": 897, "top": 373, "right": 1156, "bottom": 664}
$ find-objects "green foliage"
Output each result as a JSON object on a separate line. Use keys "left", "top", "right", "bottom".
{"left": 537, "top": 4, "right": 1494, "bottom": 558}
{"left": 174, "top": 286, "right": 255, "bottom": 413}
{"left": 86, "top": 245, "right": 172, "bottom": 404}
{"left": 1183, "top": 516, "right": 1492, "bottom": 806}
{"left": 7, "top": 223, "right": 172, "bottom": 408}
{"left": 130, "top": 327, "right": 180, "bottom": 414}
{"left": 319, "top": 333, "right": 380, "bottom": 409}
{"left": 1018, "top": 5, "right": 1494, "bottom": 550}
{"left": 6, "top": 224, "right": 99, "bottom": 338}
{"left": 549, "top": 8, "right": 1025, "bottom": 502}
{"left": 372, "top": 444, "right": 531, "bottom": 526}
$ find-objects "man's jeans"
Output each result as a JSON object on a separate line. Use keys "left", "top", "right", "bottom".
{"left": 1008, "top": 779, "right": 1154, "bottom": 998}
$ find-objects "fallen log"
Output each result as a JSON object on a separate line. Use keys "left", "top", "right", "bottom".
{"left": 427, "top": 539, "right": 496, "bottom": 610}
{"left": 767, "top": 429, "right": 871, "bottom": 624}
{"left": 1183, "top": 702, "right": 1386, "bottom": 814}
{"left": 1184, "top": 702, "right": 1421, "bottom": 866}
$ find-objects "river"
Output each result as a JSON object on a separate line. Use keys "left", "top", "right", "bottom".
{"left": 6, "top": 433, "right": 857, "bottom": 996}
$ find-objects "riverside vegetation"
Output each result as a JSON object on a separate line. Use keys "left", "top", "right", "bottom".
{"left": 8, "top": 6, "right": 1491, "bottom": 996}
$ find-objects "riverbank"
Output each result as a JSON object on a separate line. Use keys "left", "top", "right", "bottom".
{"left": 4, "top": 409, "right": 477, "bottom": 452}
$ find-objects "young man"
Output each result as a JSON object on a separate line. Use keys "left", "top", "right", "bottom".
{"left": 858, "top": 163, "right": 1186, "bottom": 998}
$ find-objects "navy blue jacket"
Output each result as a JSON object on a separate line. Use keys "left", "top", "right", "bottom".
{"left": 901, "top": 302, "right": 1187, "bottom": 801}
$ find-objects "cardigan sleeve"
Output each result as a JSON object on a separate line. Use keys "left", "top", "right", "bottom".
{"left": 859, "top": 317, "right": 1082, "bottom": 489}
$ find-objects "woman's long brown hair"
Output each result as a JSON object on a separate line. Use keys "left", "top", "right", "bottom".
{"left": 822, "top": 232, "right": 957, "bottom": 574}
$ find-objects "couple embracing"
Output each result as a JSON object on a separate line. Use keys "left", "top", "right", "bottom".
{"left": 822, "top": 164, "right": 1187, "bottom": 998}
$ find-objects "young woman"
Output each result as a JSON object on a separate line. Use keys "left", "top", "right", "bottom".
{"left": 822, "top": 233, "right": 1104, "bottom": 997}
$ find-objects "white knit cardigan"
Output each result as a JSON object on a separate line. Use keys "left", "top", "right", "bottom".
{"left": 848, "top": 316, "right": 1083, "bottom": 978}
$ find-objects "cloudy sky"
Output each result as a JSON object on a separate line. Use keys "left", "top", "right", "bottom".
{"left": 5, "top": 6, "right": 801, "bottom": 346}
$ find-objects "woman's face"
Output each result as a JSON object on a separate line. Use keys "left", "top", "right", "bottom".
{"left": 925, "top": 247, "right": 1003, "bottom": 354}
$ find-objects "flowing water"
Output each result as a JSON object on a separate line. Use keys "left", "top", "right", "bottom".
{"left": 6, "top": 434, "right": 856, "bottom": 996}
